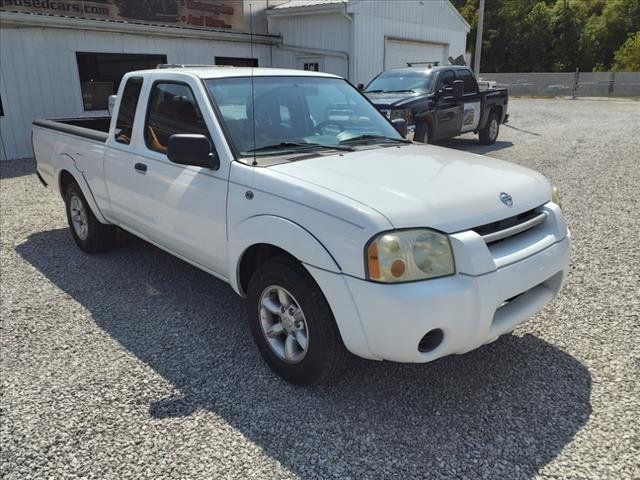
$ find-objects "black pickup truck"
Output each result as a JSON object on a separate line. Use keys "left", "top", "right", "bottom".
{"left": 363, "top": 65, "right": 508, "bottom": 145}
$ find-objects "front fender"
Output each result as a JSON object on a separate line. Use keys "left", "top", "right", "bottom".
{"left": 227, "top": 215, "right": 340, "bottom": 294}
{"left": 228, "top": 215, "right": 376, "bottom": 360}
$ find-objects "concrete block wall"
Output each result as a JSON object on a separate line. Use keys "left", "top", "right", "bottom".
{"left": 479, "top": 72, "right": 640, "bottom": 97}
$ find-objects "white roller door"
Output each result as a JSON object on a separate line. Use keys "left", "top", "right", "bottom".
{"left": 384, "top": 38, "right": 446, "bottom": 69}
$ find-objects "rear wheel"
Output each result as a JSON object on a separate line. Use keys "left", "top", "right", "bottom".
{"left": 247, "top": 256, "right": 348, "bottom": 385}
{"left": 479, "top": 111, "right": 500, "bottom": 145}
{"left": 64, "top": 182, "right": 117, "bottom": 253}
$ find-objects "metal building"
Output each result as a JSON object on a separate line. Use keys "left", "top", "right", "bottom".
{"left": 0, "top": 0, "right": 468, "bottom": 161}
{"left": 268, "top": 0, "right": 470, "bottom": 86}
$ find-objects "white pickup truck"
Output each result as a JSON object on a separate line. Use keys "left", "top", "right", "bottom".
{"left": 33, "top": 66, "right": 570, "bottom": 385}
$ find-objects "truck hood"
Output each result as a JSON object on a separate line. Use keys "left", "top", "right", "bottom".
{"left": 269, "top": 144, "right": 551, "bottom": 232}
{"left": 365, "top": 91, "right": 428, "bottom": 108}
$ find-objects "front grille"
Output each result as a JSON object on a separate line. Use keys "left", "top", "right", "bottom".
{"left": 473, "top": 207, "right": 547, "bottom": 245}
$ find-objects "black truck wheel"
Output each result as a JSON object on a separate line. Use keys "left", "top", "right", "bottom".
{"left": 414, "top": 121, "right": 432, "bottom": 144}
{"left": 247, "top": 255, "right": 348, "bottom": 386}
{"left": 479, "top": 111, "right": 500, "bottom": 145}
{"left": 64, "top": 182, "right": 118, "bottom": 253}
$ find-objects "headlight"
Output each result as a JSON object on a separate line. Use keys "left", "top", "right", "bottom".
{"left": 366, "top": 229, "right": 454, "bottom": 283}
{"left": 551, "top": 185, "right": 562, "bottom": 209}
{"left": 390, "top": 108, "right": 413, "bottom": 124}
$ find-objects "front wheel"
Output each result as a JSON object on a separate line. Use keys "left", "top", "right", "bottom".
{"left": 414, "top": 121, "right": 432, "bottom": 144}
{"left": 246, "top": 256, "right": 348, "bottom": 385}
{"left": 479, "top": 111, "right": 500, "bottom": 145}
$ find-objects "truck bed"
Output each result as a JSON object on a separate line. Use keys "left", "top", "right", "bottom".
{"left": 32, "top": 116, "right": 111, "bottom": 143}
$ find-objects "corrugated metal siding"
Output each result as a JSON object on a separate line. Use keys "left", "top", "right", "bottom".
{"left": 268, "top": 12, "right": 350, "bottom": 79}
{"left": 350, "top": 0, "right": 468, "bottom": 86}
{"left": 0, "top": 25, "right": 271, "bottom": 160}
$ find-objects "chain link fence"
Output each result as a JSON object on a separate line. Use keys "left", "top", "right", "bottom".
{"left": 478, "top": 71, "right": 640, "bottom": 97}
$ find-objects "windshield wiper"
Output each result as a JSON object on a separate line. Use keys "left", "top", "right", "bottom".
{"left": 384, "top": 89, "right": 416, "bottom": 93}
{"left": 364, "top": 89, "right": 384, "bottom": 93}
{"left": 245, "top": 141, "right": 354, "bottom": 154}
{"left": 339, "top": 134, "right": 411, "bottom": 145}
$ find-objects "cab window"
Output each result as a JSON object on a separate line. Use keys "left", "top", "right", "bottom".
{"left": 144, "top": 82, "right": 210, "bottom": 153}
{"left": 437, "top": 70, "right": 455, "bottom": 91}
{"left": 456, "top": 69, "right": 479, "bottom": 94}
{"left": 114, "top": 77, "right": 143, "bottom": 145}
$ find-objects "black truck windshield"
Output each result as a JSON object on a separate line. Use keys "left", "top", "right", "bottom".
{"left": 205, "top": 76, "right": 402, "bottom": 158}
{"left": 365, "top": 70, "right": 434, "bottom": 94}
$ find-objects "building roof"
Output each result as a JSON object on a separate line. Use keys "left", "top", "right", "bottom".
{"left": 130, "top": 66, "right": 341, "bottom": 80}
{"left": 272, "top": 0, "right": 346, "bottom": 9}
{"left": 271, "top": 0, "right": 469, "bottom": 31}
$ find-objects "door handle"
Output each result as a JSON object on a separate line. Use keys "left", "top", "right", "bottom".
{"left": 134, "top": 162, "right": 147, "bottom": 173}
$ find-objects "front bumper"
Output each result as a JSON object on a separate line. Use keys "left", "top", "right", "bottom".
{"left": 307, "top": 204, "right": 570, "bottom": 363}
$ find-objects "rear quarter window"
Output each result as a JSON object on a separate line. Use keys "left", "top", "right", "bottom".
{"left": 114, "top": 77, "right": 143, "bottom": 145}
{"left": 456, "top": 70, "right": 479, "bottom": 95}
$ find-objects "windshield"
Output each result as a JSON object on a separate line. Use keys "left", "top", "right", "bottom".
{"left": 365, "top": 70, "right": 434, "bottom": 94}
{"left": 204, "top": 76, "right": 402, "bottom": 157}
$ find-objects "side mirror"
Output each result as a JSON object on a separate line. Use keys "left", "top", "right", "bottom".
{"left": 442, "top": 80, "right": 464, "bottom": 100}
{"left": 167, "top": 134, "right": 219, "bottom": 170}
{"left": 357, "top": 83, "right": 365, "bottom": 91}
{"left": 108, "top": 95, "right": 117, "bottom": 116}
{"left": 452, "top": 79, "right": 464, "bottom": 99}
{"left": 391, "top": 118, "right": 407, "bottom": 137}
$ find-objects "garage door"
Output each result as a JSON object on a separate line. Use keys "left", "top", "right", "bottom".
{"left": 384, "top": 38, "right": 446, "bottom": 69}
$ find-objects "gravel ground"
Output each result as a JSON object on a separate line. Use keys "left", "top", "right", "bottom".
{"left": 1, "top": 97, "right": 639, "bottom": 479}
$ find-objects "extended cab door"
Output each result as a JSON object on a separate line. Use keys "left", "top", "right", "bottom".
{"left": 456, "top": 68, "right": 482, "bottom": 133}
{"left": 433, "top": 70, "right": 463, "bottom": 140}
{"left": 105, "top": 75, "right": 230, "bottom": 276}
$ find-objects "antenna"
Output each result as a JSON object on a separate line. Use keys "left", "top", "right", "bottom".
{"left": 249, "top": 2, "right": 258, "bottom": 167}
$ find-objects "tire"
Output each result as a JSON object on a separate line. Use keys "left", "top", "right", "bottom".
{"left": 246, "top": 256, "right": 348, "bottom": 386}
{"left": 64, "top": 182, "right": 117, "bottom": 253}
{"left": 414, "top": 121, "right": 432, "bottom": 144}
{"left": 479, "top": 111, "right": 500, "bottom": 145}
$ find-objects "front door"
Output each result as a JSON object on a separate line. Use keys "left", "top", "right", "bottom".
{"left": 434, "top": 69, "right": 463, "bottom": 140}
{"left": 106, "top": 78, "right": 229, "bottom": 276}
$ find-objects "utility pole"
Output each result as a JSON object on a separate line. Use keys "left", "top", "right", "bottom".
{"left": 474, "top": 0, "right": 485, "bottom": 77}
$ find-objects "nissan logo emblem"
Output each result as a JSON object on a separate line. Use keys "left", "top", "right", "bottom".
{"left": 500, "top": 192, "right": 513, "bottom": 207}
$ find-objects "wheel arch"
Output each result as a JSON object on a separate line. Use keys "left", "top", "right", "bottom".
{"left": 229, "top": 215, "right": 341, "bottom": 296}
{"left": 56, "top": 158, "right": 109, "bottom": 224}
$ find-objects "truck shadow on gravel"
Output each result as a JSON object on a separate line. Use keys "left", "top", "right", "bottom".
{"left": 438, "top": 138, "right": 514, "bottom": 155}
{"left": 17, "top": 228, "right": 592, "bottom": 480}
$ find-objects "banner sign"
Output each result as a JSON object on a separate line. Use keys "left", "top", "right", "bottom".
{"left": 0, "top": 0, "right": 245, "bottom": 30}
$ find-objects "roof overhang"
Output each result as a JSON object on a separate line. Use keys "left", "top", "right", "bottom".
{"left": 267, "top": 2, "right": 347, "bottom": 18}
{"left": 0, "top": 11, "right": 281, "bottom": 44}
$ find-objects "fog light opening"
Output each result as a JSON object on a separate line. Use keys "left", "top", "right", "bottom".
{"left": 418, "top": 329, "right": 444, "bottom": 353}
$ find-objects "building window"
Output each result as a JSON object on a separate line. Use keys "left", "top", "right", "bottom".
{"left": 144, "top": 82, "right": 210, "bottom": 153}
{"left": 215, "top": 56, "right": 258, "bottom": 67}
{"left": 303, "top": 63, "right": 320, "bottom": 72}
{"left": 115, "top": 77, "right": 144, "bottom": 145}
{"left": 76, "top": 52, "right": 167, "bottom": 111}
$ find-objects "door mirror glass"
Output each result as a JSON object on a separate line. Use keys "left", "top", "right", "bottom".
{"left": 442, "top": 81, "right": 464, "bottom": 100}
{"left": 451, "top": 79, "right": 464, "bottom": 99}
{"left": 167, "top": 134, "right": 219, "bottom": 170}
{"left": 391, "top": 118, "right": 407, "bottom": 137}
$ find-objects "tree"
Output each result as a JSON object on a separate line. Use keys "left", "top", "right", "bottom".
{"left": 550, "top": 0, "right": 581, "bottom": 71}
{"left": 613, "top": 31, "right": 640, "bottom": 71}
{"left": 451, "top": 0, "right": 640, "bottom": 72}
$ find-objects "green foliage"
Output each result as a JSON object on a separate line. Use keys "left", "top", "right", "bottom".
{"left": 451, "top": 0, "right": 640, "bottom": 72}
{"left": 613, "top": 31, "right": 640, "bottom": 70}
